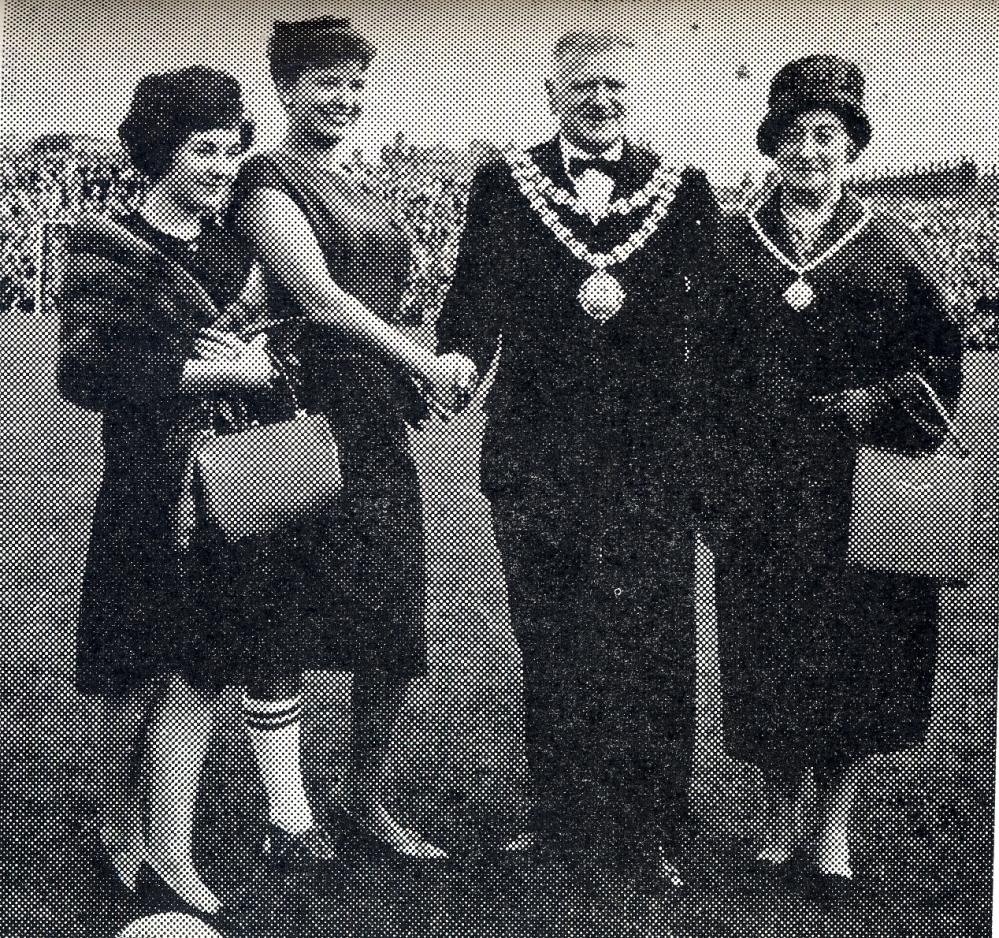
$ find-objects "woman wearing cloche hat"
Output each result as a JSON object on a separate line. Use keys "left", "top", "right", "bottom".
{"left": 696, "top": 55, "right": 963, "bottom": 896}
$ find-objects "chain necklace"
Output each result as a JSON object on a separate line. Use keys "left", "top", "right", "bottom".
{"left": 747, "top": 201, "right": 873, "bottom": 311}
{"left": 503, "top": 145, "right": 681, "bottom": 224}
{"left": 502, "top": 146, "right": 680, "bottom": 323}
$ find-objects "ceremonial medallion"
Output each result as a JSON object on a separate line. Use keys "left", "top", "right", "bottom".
{"left": 783, "top": 277, "right": 815, "bottom": 311}
{"left": 578, "top": 269, "right": 626, "bottom": 323}
{"left": 747, "top": 202, "right": 873, "bottom": 315}
{"left": 504, "top": 148, "right": 677, "bottom": 323}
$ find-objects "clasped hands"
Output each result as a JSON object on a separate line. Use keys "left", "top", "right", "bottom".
{"left": 810, "top": 384, "right": 891, "bottom": 435}
{"left": 193, "top": 327, "right": 277, "bottom": 391}
{"left": 422, "top": 351, "right": 479, "bottom": 419}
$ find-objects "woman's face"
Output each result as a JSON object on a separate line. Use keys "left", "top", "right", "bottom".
{"left": 282, "top": 61, "right": 366, "bottom": 146}
{"left": 774, "top": 109, "right": 856, "bottom": 196}
{"left": 161, "top": 127, "right": 244, "bottom": 215}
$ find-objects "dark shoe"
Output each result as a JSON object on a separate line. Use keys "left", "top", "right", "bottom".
{"left": 134, "top": 862, "right": 239, "bottom": 933}
{"left": 332, "top": 809, "right": 450, "bottom": 865}
{"left": 90, "top": 828, "right": 136, "bottom": 896}
{"left": 632, "top": 847, "right": 689, "bottom": 898}
{"left": 263, "top": 824, "right": 353, "bottom": 876}
{"left": 491, "top": 830, "right": 537, "bottom": 868}
{"left": 802, "top": 868, "right": 858, "bottom": 903}
{"left": 751, "top": 852, "right": 795, "bottom": 882}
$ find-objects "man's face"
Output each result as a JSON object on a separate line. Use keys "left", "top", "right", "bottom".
{"left": 547, "top": 47, "right": 633, "bottom": 153}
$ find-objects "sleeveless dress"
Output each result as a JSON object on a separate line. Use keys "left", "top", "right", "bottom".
{"left": 227, "top": 151, "right": 428, "bottom": 679}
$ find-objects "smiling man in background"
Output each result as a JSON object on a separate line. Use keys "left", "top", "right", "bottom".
{"left": 437, "top": 30, "right": 721, "bottom": 891}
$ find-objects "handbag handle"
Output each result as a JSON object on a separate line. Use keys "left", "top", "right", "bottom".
{"left": 266, "top": 347, "right": 305, "bottom": 416}
{"left": 911, "top": 372, "right": 969, "bottom": 457}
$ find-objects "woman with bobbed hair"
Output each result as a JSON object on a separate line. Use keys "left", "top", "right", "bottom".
{"left": 229, "top": 17, "right": 473, "bottom": 861}
{"left": 697, "top": 56, "right": 963, "bottom": 896}
{"left": 59, "top": 65, "right": 334, "bottom": 928}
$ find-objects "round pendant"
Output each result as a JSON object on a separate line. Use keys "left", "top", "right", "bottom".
{"left": 578, "top": 269, "right": 626, "bottom": 323}
{"left": 783, "top": 277, "right": 815, "bottom": 311}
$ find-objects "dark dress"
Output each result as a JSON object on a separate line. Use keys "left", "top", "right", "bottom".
{"left": 226, "top": 150, "right": 427, "bottom": 679}
{"left": 61, "top": 212, "right": 265, "bottom": 695}
{"left": 697, "top": 189, "right": 963, "bottom": 774}
{"left": 437, "top": 138, "right": 722, "bottom": 863}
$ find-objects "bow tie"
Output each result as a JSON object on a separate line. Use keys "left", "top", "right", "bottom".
{"left": 568, "top": 156, "right": 621, "bottom": 180}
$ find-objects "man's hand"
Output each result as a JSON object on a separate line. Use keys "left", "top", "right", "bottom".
{"left": 423, "top": 352, "right": 479, "bottom": 416}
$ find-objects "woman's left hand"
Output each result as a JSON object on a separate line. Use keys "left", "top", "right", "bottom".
{"left": 810, "top": 386, "right": 889, "bottom": 434}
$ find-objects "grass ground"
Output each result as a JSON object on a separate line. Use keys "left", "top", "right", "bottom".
{"left": 0, "top": 319, "right": 995, "bottom": 937}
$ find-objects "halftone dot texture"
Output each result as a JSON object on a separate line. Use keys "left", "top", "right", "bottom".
{"left": 0, "top": 2, "right": 996, "bottom": 938}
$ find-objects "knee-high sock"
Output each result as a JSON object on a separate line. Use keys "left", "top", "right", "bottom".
{"left": 243, "top": 693, "right": 314, "bottom": 835}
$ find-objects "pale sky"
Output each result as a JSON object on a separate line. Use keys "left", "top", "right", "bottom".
{"left": 2, "top": 0, "right": 997, "bottom": 183}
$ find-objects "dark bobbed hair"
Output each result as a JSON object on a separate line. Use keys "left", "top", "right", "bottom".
{"left": 118, "top": 65, "right": 254, "bottom": 180}
{"left": 267, "top": 17, "right": 376, "bottom": 88}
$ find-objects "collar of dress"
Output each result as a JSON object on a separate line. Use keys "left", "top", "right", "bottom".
{"left": 748, "top": 194, "right": 873, "bottom": 276}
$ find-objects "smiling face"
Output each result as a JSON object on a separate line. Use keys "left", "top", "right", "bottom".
{"left": 281, "top": 60, "right": 367, "bottom": 146}
{"left": 160, "top": 127, "right": 244, "bottom": 215}
{"left": 547, "top": 46, "right": 634, "bottom": 154}
{"left": 773, "top": 109, "right": 857, "bottom": 198}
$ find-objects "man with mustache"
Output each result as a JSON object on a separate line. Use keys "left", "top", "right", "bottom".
{"left": 437, "top": 30, "right": 721, "bottom": 889}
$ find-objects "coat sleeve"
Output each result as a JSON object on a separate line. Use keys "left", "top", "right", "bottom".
{"left": 866, "top": 219, "right": 964, "bottom": 450}
{"left": 674, "top": 170, "right": 729, "bottom": 534}
{"left": 435, "top": 162, "right": 508, "bottom": 375}
{"left": 685, "top": 215, "right": 749, "bottom": 551}
{"left": 57, "top": 254, "right": 189, "bottom": 411}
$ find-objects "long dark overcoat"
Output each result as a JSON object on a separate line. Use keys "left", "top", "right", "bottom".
{"left": 696, "top": 189, "right": 964, "bottom": 774}
{"left": 436, "top": 137, "right": 721, "bottom": 861}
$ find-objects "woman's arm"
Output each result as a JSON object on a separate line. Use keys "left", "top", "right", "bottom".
{"left": 231, "top": 187, "right": 467, "bottom": 410}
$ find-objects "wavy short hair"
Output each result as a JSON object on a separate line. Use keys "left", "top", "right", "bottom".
{"left": 118, "top": 66, "right": 254, "bottom": 181}
{"left": 267, "top": 17, "right": 376, "bottom": 88}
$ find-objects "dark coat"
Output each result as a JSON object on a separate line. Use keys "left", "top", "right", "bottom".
{"left": 58, "top": 215, "right": 271, "bottom": 695}
{"left": 696, "top": 189, "right": 964, "bottom": 772}
{"left": 438, "top": 137, "right": 721, "bottom": 503}
{"left": 437, "top": 137, "right": 722, "bottom": 858}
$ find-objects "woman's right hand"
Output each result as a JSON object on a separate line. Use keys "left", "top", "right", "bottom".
{"left": 193, "top": 327, "right": 245, "bottom": 362}
{"left": 229, "top": 334, "right": 278, "bottom": 392}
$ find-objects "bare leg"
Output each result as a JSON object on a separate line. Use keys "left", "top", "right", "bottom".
{"left": 144, "top": 673, "right": 221, "bottom": 914}
{"left": 813, "top": 756, "right": 874, "bottom": 878}
{"left": 757, "top": 767, "right": 809, "bottom": 864}
{"left": 347, "top": 671, "right": 447, "bottom": 859}
{"left": 96, "top": 677, "right": 163, "bottom": 888}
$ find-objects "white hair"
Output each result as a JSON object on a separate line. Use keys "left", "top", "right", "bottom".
{"left": 547, "top": 29, "right": 637, "bottom": 86}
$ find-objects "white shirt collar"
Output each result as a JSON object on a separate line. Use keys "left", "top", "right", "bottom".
{"left": 559, "top": 134, "right": 624, "bottom": 178}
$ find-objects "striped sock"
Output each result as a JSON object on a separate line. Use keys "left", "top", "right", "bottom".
{"left": 242, "top": 693, "right": 314, "bottom": 836}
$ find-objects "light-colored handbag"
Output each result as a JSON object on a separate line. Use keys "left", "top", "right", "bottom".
{"left": 194, "top": 362, "right": 342, "bottom": 543}
{"left": 846, "top": 374, "right": 981, "bottom": 582}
